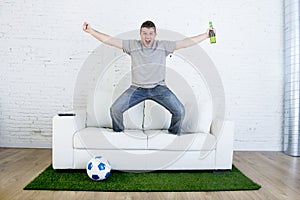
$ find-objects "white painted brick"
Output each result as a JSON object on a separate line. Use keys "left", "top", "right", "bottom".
{"left": 0, "top": 0, "right": 284, "bottom": 150}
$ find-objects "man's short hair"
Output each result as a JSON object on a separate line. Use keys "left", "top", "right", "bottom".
{"left": 140, "top": 21, "right": 156, "bottom": 33}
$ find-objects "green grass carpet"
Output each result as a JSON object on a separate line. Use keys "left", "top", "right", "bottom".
{"left": 24, "top": 165, "right": 261, "bottom": 192}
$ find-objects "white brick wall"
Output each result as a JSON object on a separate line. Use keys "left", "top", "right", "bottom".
{"left": 0, "top": 0, "right": 284, "bottom": 150}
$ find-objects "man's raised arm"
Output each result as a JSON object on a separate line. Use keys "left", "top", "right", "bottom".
{"left": 83, "top": 22, "right": 123, "bottom": 49}
{"left": 175, "top": 28, "right": 215, "bottom": 50}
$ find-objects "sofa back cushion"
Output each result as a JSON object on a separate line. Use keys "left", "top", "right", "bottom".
{"left": 86, "top": 56, "right": 144, "bottom": 129}
{"left": 143, "top": 55, "right": 213, "bottom": 133}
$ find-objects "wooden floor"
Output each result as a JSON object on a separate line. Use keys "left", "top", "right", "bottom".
{"left": 0, "top": 148, "right": 299, "bottom": 200}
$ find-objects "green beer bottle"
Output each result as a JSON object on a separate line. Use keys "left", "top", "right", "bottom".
{"left": 209, "top": 21, "right": 216, "bottom": 44}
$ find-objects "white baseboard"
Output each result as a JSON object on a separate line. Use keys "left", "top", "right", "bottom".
{"left": 0, "top": 142, "right": 52, "bottom": 149}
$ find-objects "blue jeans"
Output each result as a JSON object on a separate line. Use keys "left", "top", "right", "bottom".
{"left": 110, "top": 85, "right": 185, "bottom": 134}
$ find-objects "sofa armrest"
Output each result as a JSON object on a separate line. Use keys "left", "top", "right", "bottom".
{"left": 211, "top": 119, "right": 234, "bottom": 170}
{"left": 52, "top": 110, "right": 86, "bottom": 169}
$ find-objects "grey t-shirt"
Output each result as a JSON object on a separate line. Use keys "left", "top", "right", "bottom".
{"left": 123, "top": 39, "right": 176, "bottom": 88}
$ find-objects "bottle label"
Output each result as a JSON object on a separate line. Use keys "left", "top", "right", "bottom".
{"left": 209, "top": 28, "right": 216, "bottom": 43}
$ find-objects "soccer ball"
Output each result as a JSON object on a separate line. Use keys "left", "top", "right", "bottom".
{"left": 86, "top": 156, "right": 111, "bottom": 181}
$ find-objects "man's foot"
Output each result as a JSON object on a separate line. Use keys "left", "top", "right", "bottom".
{"left": 113, "top": 128, "right": 124, "bottom": 132}
{"left": 168, "top": 130, "right": 179, "bottom": 135}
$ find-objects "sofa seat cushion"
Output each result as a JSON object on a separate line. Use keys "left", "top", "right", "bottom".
{"left": 74, "top": 127, "right": 147, "bottom": 150}
{"left": 146, "top": 130, "right": 216, "bottom": 151}
{"left": 74, "top": 128, "right": 216, "bottom": 152}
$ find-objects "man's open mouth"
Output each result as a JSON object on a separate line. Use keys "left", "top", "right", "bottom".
{"left": 145, "top": 39, "right": 151, "bottom": 46}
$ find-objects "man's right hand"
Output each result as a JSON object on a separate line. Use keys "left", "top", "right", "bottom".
{"left": 83, "top": 22, "right": 91, "bottom": 33}
{"left": 82, "top": 22, "right": 123, "bottom": 49}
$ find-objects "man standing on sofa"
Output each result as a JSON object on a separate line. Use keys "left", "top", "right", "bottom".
{"left": 83, "top": 21, "right": 215, "bottom": 134}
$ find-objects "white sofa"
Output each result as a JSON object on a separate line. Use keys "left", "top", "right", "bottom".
{"left": 52, "top": 54, "right": 234, "bottom": 171}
